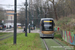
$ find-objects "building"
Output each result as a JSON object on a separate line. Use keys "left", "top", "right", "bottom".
{"left": 6, "top": 10, "right": 14, "bottom": 22}
{"left": 5, "top": 10, "right": 21, "bottom": 28}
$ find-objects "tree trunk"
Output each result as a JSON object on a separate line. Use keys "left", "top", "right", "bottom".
{"left": 53, "top": 0, "right": 58, "bottom": 20}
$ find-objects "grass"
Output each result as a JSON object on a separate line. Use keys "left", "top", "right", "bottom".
{"left": 45, "top": 39, "right": 64, "bottom": 50}
{"left": 0, "top": 33, "right": 13, "bottom": 39}
{"left": 40, "top": 39, "right": 46, "bottom": 50}
{"left": 54, "top": 32, "right": 62, "bottom": 39}
{"left": 0, "top": 33, "right": 44, "bottom": 50}
{"left": 54, "top": 34, "right": 62, "bottom": 39}
{"left": 0, "top": 32, "right": 10, "bottom": 36}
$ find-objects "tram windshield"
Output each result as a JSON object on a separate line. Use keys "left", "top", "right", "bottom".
{"left": 42, "top": 20, "right": 53, "bottom": 31}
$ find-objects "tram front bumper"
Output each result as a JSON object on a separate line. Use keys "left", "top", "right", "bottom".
{"left": 40, "top": 33, "right": 54, "bottom": 37}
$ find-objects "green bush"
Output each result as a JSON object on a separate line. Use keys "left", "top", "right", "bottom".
{"left": 54, "top": 34, "right": 62, "bottom": 39}
{"left": 55, "top": 15, "right": 75, "bottom": 34}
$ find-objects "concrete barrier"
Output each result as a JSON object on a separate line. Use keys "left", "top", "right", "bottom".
{"left": 55, "top": 28, "right": 75, "bottom": 45}
{"left": 62, "top": 31, "right": 75, "bottom": 45}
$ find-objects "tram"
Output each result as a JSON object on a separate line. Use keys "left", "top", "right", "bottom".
{"left": 40, "top": 18, "right": 55, "bottom": 39}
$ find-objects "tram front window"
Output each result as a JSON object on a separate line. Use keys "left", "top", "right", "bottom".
{"left": 42, "top": 21, "right": 53, "bottom": 31}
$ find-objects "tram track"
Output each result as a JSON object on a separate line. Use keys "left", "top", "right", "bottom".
{"left": 42, "top": 38, "right": 71, "bottom": 50}
{"left": 53, "top": 39, "right": 67, "bottom": 50}
{"left": 0, "top": 35, "right": 13, "bottom": 41}
{"left": 0, "top": 33, "right": 21, "bottom": 41}
{"left": 0, "top": 33, "right": 12, "bottom": 37}
{"left": 42, "top": 39, "right": 49, "bottom": 50}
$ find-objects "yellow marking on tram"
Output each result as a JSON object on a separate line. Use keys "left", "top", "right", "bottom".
{"left": 44, "top": 21, "right": 52, "bottom": 22}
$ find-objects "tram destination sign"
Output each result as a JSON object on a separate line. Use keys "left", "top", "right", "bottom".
{"left": 44, "top": 21, "right": 52, "bottom": 22}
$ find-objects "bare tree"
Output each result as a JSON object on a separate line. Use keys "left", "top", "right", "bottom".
{"left": 18, "top": 8, "right": 25, "bottom": 25}
{"left": 48, "top": 0, "right": 58, "bottom": 20}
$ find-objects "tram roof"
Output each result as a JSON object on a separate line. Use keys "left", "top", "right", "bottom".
{"left": 41, "top": 18, "right": 53, "bottom": 21}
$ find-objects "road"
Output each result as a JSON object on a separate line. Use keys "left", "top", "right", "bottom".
{"left": 0, "top": 29, "right": 23, "bottom": 33}
{"left": 31, "top": 29, "right": 40, "bottom": 33}
{"left": 0, "top": 28, "right": 40, "bottom": 33}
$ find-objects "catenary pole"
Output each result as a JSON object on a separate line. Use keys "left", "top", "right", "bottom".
{"left": 14, "top": 0, "right": 17, "bottom": 44}
{"left": 24, "top": 0, "right": 28, "bottom": 36}
{"left": 29, "top": 0, "right": 31, "bottom": 33}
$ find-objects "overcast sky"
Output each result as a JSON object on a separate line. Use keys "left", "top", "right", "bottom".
{"left": 0, "top": 0, "right": 52, "bottom": 10}
{"left": 0, "top": 0, "right": 29, "bottom": 10}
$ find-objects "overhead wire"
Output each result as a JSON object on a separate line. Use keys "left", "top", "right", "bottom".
{"left": 0, "top": 4, "right": 24, "bottom": 6}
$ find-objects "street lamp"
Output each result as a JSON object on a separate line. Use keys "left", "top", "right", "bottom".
{"left": 24, "top": 0, "right": 28, "bottom": 36}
